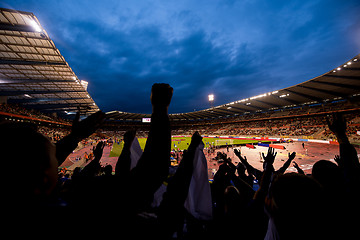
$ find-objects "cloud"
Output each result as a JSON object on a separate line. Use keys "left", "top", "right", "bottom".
{"left": 3, "top": 0, "right": 360, "bottom": 114}
{"left": 62, "top": 21, "right": 259, "bottom": 113}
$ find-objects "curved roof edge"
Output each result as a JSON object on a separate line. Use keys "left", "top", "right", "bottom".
{"left": 107, "top": 53, "right": 360, "bottom": 122}
{"left": 0, "top": 8, "right": 99, "bottom": 117}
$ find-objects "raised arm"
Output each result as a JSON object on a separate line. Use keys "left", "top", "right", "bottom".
{"left": 158, "top": 132, "right": 202, "bottom": 237}
{"left": 326, "top": 113, "right": 360, "bottom": 189}
{"left": 254, "top": 147, "right": 277, "bottom": 201}
{"left": 81, "top": 141, "right": 105, "bottom": 177}
{"left": 128, "top": 83, "right": 173, "bottom": 208}
{"left": 115, "top": 130, "right": 136, "bottom": 178}
{"left": 55, "top": 111, "right": 105, "bottom": 165}
{"left": 293, "top": 161, "right": 305, "bottom": 175}
{"left": 234, "top": 148, "right": 262, "bottom": 180}
{"left": 276, "top": 152, "right": 296, "bottom": 174}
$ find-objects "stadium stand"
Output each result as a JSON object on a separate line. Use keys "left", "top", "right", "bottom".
{"left": 0, "top": 8, "right": 99, "bottom": 118}
{"left": 0, "top": 7, "right": 360, "bottom": 239}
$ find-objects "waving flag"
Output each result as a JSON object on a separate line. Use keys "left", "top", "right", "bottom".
{"left": 184, "top": 142, "right": 213, "bottom": 220}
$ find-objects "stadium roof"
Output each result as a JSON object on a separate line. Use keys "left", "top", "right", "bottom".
{"left": 106, "top": 53, "right": 360, "bottom": 122}
{"left": 0, "top": 8, "right": 99, "bottom": 116}
{"left": 0, "top": 8, "right": 359, "bottom": 122}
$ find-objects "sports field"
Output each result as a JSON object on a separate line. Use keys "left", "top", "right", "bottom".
{"left": 109, "top": 136, "right": 271, "bottom": 157}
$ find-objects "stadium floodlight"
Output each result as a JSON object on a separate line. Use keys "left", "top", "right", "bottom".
{"left": 29, "top": 19, "right": 42, "bottom": 32}
{"left": 80, "top": 80, "right": 88, "bottom": 90}
{"left": 208, "top": 94, "right": 214, "bottom": 108}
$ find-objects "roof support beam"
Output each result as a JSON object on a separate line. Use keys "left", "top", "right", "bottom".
{"left": 311, "top": 80, "right": 360, "bottom": 90}
{"left": 284, "top": 89, "right": 323, "bottom": 102}
{"left": 41, "top": 108, "right": 97, "bottom": 114}
{"left": 185, "top": 111, "right": 215, "bottom": 119}
{"left": 29, "top": 103, "right": 93, "bottom": 110}
{"left": 0, "top": 22, "right": 36, "bottom": 32}
{"left": 268, "top": 94, "right": 302, "bottom": 105}
{"left": 1, "top": 42, "right": 55, "bottom": 50}
{"left": 298, "top": 85, "right": 349, "bottom": 99}
{"left": 0, "top": 90, "right": 86, "bottom": 96}
{"left": 228, "top": 105, "right": 250, "bottom": 112}
{"left": 238, "top": 103, "right": 264, "bottom": 111}
{"left": 252, "top": 99, "right": 282, "bottom": 108}
{"left": 211, "top": 107, "right": 240, "bottom": 115}
{"left": 325, "top": 75, "right": 360, "bottom": 81}
{"left": 7, "top": 97, "right": 86, "bottom": 104}
{"left": 0, "top": 59, "right": 66, "bottom": 66}
{"left": 0, "top": 79, "right": 76, "bottom": 84}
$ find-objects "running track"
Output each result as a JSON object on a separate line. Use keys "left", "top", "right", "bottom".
{"left": 61, "top": 141, "right": 360, "bottom": 177}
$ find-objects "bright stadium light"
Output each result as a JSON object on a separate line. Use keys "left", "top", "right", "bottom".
{"left": 29, "top": 19, "right": 42, "bottom": 32}
{"left": 208, "top": 94, "right": 214, "bottom": 108}
{"left": 80, "top": 80, "right": 88, "bottom": 90}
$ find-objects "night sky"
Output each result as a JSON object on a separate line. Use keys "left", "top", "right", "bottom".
{"left": 1, "top": 0, "right": 360, "bottom": 114}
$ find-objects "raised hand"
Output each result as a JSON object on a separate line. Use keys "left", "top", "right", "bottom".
{"left": 93, "top": 141, "right": 105, "bottom": 160}
{"left": 234, "top": 148, "right": 247, "bottom": 162}
{"left": 71, "top": 111, "right": 105, "bottom": 140}
{"left": 262, "top": 147, "right": 277, "bottom": 165}
{"left": 326, "top": 113, "right": 346, "bottom": 135}
{"left": 333, "top": 155, "right": 343, "bottom": 168}
{"left": 234, "top": 148, "right": 241, "bottom": 157}
{"left": 293, "top": 161, "right": 305, "bottom": 174}
{"left": 150, "top": 83, "right": 173, "bottom": 111}
{"left": 326, "top": 113, "right": 349, "bottom": 144}
{"left": 288, "top": 152, "right": 296, "bottom": 161}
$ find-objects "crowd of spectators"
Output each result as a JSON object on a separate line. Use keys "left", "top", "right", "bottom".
{"left": 37, "top": 126, "right": 70, "bottom": 143}
{"left": 0, "top": 103, "right": 69, "bottom": 124}
{"left": 171, "top": 112, "right": 360, "bottom": 143}
{"left": 1, "top": 84, "right": 360, "bottom": 239}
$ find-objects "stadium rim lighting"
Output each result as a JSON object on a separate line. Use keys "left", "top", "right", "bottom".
{"left": 29, "top": 19, "right": 42, "bottom": 32}
{"left": 208, "top": 94, "right": 214, "bottom": 102}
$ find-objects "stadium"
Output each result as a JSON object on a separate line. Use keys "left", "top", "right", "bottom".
{"left": 0, "top": 6, "right": 359, "bottom": 238}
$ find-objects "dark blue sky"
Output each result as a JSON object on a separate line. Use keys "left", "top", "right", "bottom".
{"left": 2, "top": 0, "right": 360, "bottom": 114}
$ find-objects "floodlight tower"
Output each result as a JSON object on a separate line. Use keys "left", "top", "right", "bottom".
{"left": 208, "top": 94, "right": 214, "bottom": 108}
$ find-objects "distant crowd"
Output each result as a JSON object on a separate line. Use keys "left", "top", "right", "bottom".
{"left": 0, "top": 84, "right": 359, "bottom": 239}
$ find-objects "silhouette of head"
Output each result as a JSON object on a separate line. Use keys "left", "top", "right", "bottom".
{"left": 312, "top": 160, "right": 342, "bottom": 190}
{"left": 224, "top": 185, "right": 241, "bottom": 214}
{"left": 267, "top": 173, "right": 324, "bottom": 239}
{"left": 0, "top": 122, "right": 58, "bottom": 204}
{"left": 104, "top": 164, "right": 113, "bottom": 176}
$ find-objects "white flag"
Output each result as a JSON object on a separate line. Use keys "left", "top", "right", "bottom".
{"left": 184, "top": 142, "right": 213, "bottom": 220}
{"left": 130, "top": 137, "right": 143, "bottom": 170}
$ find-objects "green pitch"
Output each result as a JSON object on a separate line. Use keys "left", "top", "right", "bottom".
{"left": 109, "top": 136, "right": 269, "bottom": 157}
